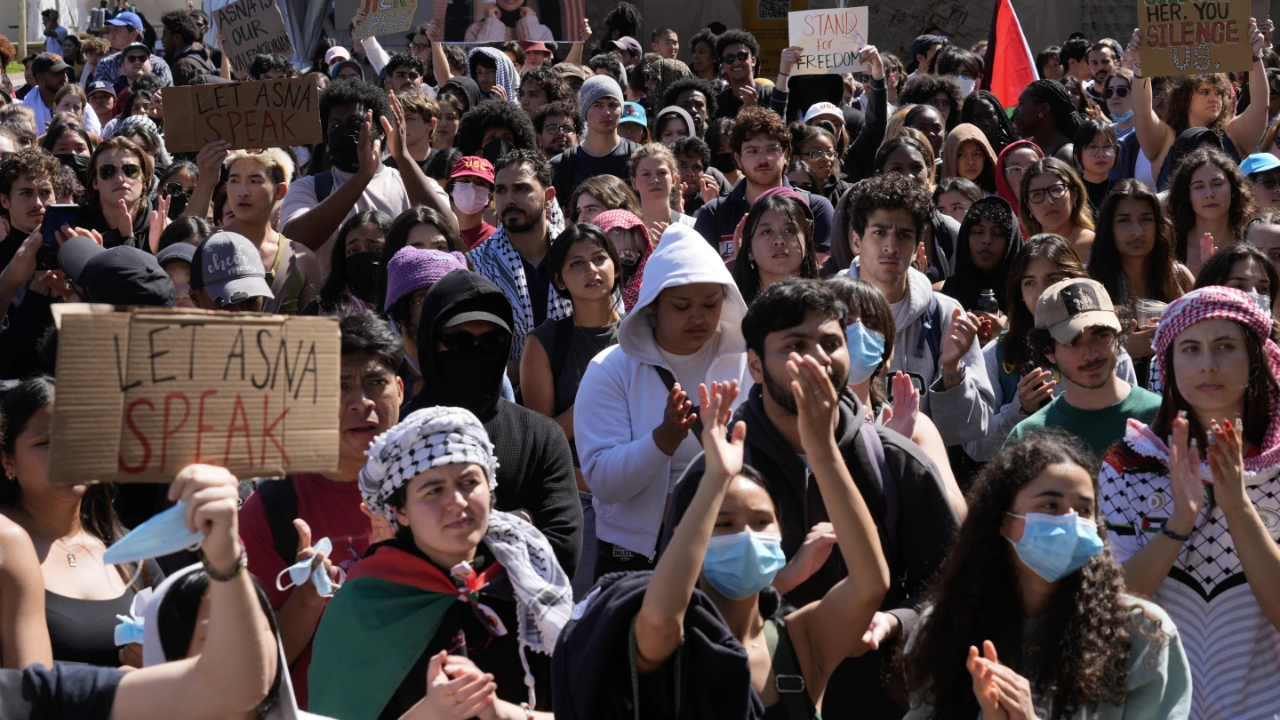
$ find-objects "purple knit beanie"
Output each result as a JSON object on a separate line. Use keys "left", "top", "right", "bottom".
{"left": 384, "top": 247, "right": 469, "bottom": 309}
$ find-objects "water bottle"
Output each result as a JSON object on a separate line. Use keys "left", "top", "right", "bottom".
{"left": 977, "top": 289, "right": 999, "bottom": 315}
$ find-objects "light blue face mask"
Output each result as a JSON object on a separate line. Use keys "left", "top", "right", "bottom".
{"left": 275, "top": 537, "right": 344, "bottom": 598}
{"left": 1112, "top": 108, "right": 1135, "bottom": 124}
{"left": 702, "top": 531, "right": 787, "bottom": 600}
{"left": 103, "top": 502, "right": 204, "bottom": 566}
{"left": 1006, "top": 511, "right": 1103, "bottom": 582}
{"left": 1246, "top": 290, "right": 1272, "bottom": 315}
{"left": 846, "top": 320, "right": 886, "bottom": 385}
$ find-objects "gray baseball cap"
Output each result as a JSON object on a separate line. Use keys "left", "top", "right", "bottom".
{"left": 189, "top": 231, "right": 274, "bottom": 306}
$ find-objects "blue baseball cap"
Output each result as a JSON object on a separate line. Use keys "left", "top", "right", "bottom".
{"left": 87, "top": 79, "right": 115, "bottom": 98}
{"left": 1241, "top": 153, "right": 1280, "bottom": 177}
{"left": 107, "top": 11, "right": 143, "bottom": 34}
{"left": 620, "top": 102, "right": 647, "bottom": 127}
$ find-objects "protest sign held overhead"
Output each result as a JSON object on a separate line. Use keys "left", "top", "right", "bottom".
{"left": 351, "top": 0, "right": 420, "bottom": 40}
{"left": 48, "top": 306, "right": 341, "bottom": 484}
{"left": 163, "top": 77, "right": 322, "bottom": 153}
{"left": 214, "top": 0, "right": 295, "bottom": 77}
{"left": 1139, "top": 0, "right": 1253, "bottom": 75}
{"left": 787, "top": 7, "right": 868, "bottom": 75}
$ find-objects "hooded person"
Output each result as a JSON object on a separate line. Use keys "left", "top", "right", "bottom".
{"left": 993, "top": 139, "right": 1045, "bottom": 216}
{"left": 440, "top": 75, "right": 483, "bottom": 114}
{"left": 308, "top": 407, "right": 575, "bottom": 720}
{"left": 939, "top": 196, "right": 1024, "bottom": 314}
{"left": 403, "top": 269, "right": 582, "bottom": 577}
{"left": 940, "top": 123, "right": 999, "bottom": 194}
{"left": 590, "top": 208, "right": 652, "bottom": 311}
{"left": 1155, "top": 126, "right": 1224, "bottom": 192}
{"left": 1099, "top": 286, "right": 1280, "bottom": 720}
{"left": 652, "top": 105, "right": 697, "bottom": 145}
{"left": 468, "top": 46, "right": 519, "bottom": 103}
{"left": 574, "top": 223, "right": 753, "bottom": 577}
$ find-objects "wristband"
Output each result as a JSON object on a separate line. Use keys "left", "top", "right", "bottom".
{"left": 1160, "top": 525, "right": 1192, "bottom": 543}
{"left": 519, "top": 702, "right": 535, "bottom": 720}
{"left": 203, "top": 539, "right": 248, "bottom": 581}
{"left": 941, "top": 363, "right": 966, "bottom": 384}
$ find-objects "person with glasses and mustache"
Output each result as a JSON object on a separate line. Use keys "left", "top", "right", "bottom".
{"left": 532, "top": 100, "right": 580, "bottom": 160}
{"left": 712, "top": 30, "right": 774, "bottom": 120}
{"left": 80, "top": 136, "right": 153, "bottom": 248}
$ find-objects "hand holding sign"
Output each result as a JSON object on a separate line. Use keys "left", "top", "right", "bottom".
{"left": 164, "top": 78, "right": 322, "bottom": 153}
{"left": 788, "top": 7, "right": 868, "bottom": 76}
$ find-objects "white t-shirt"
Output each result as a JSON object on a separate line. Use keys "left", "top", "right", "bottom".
{"left": 657, "top": 332, "right": 721, "bottom": 487}
{"left": 45, "top": 27, "right": 67, "bottom": 55}
{"left": 278, "top": 163, "right": 414, "bottom": 250}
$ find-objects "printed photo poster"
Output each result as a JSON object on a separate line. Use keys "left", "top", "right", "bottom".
{"left": 1138, "top": 0, "right": 1254, "bottom": 75}
{"left": 788, "top": 7, "right": 868, "bottom": 75}
{"left": 428, "top": 0, "right": 587, "bottom": 43}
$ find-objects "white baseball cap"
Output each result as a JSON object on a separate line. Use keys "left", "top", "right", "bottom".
{"left": 803, "top": 102, "right": 844, "bottom": 125}
{"left": 325, "top": 46, "right": 352, "bottom": 66}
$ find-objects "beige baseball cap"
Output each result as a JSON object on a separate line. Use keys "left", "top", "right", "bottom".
{"left": 1035, "top": 278, "right": 1122, "bottom": 344}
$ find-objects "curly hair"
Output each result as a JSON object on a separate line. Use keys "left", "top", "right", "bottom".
{"left": 160, "top": 9, "right": 202, "bottom": 46}
{"left": 1088, "top": 179, "right": 1187, "bottom": 308}
{"left": 661, "top": 77, "right": 719, "bottom": 123}
{"left": 494, "top": 148, "right": 553, "bottom": 190}
{"left": 1017, "top": 157, "right": 1094, "bottom": 236}
{"left": 588, "top": 54, "right": 625, "bottom": 85}
{"left": 846, "top": 172, "right": 933, "bottom": 239}
{"left": 600, "top": 2, "right": 642, "bottom": 43}
{"left": 520, "top": 66, "right": 570, "bottom": 105}
{"left": 899, "top": 75, "right": 963, "bottom": 132}
{"left": 1001, "top": 234, "right": 1087, "bottom": 369}
{"left": 1164, "top": 74, "right": 1233, "bottom": 135}
{"left": 715, "top": 30, "right": 760, "bottom": 60}
{"left": 319, "top": 78, "right": 390, "bottom": 131}
{"left": 453, "top": 100, "right": 538, "bottom": 155}
{"left": 532, "top": 100, "right": 582, "bottom": 135}
{"left": 386, "top": 52, "right": 424, "bottom": 78}
{"left": 729, "top": 106, "right": 790, "bottom": 155}
{"left": 248, "top": 53, "right": 297, "bottom": 79}
{"left": 689, "top": 28, "right": 719, "bottom": 76}
{"left": 731, "top": 193, "right": 819, "bottom": 303}
{"left": 900, "top": 429, "right": 1142, "bottom": 720}
{"left": 1168, "top": 147, "right": 1256, "bottom": 259}
{"left": 567, "top": 174, "right": 642, "bottom": 222}
{"left": 0, "top": 148, "right": 60, "bottom": 209}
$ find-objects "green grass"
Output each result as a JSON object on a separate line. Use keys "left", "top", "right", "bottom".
{"left": 5, "top": 62, "right": 22, "bottom": 74}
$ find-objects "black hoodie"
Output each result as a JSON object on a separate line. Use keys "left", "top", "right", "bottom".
{"left": 666, "top": 387, "right": 959, "bottom": 718}
{"left": 440, "top": 76, "right": 482, "bottom": 113}
{"left": 405, "top": 270, "right": 582, "bottom": 576}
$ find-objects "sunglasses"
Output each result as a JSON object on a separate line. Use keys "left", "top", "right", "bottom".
{"left": 439, "top": 329, "right": 510, "bottom": 353}
{"left": 164, "top": 182, "right": 193, "bottom": 198}
{"left": 97, "top": 163, "right": 142, "bottom": 181}
{"left": 1104, "top": 86, "right": 1130, "bottom": 99}
{"left": 1254, "top": 175, "right": 1280, "bottom": 191}
{"left": 721, "top": 51, "right": 751, "bottom": 65}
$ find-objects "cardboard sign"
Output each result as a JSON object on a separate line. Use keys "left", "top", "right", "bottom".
{"left": 1139, "top": 0, "right": 1253, "bottom": 76}
{"left": 162, "top": 77, "right": 322, "bottom": 153}
{"left": 214, "top": 0, "right": 295, "bottom": 77}
{"left": 352, "top": 0, "right": 420, "bottom": 39}
{"left": 788, "top": 7, "right": 869, "bottom": 75}
{"left": 48, "top": 306, "right": 341, "bottom": 484}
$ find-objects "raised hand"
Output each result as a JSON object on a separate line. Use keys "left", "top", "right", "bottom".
{"left": 939, "top": 309, "right": 979, "bottom": 382}
{"left": 291, "top": 518, "right": 341, "bottom": 597}
{"left": 967, "top": 644, "right": 1010, "bottom": 720}
{"left": 148, "top": 194, "right": 171, "bottom": 254}
{"left": 882, "top": 372, "right": 919, "bottom": 438}
{"left": 699, "top": 173, "right": 720, "bottom": 203}
{"left": 357, "top": 110, "right": 381, "bottom": 182}
{"left": 730, "top": 214, "right": 747, "bottom": 260}
{"left": 1200, "top": 232, "right": 1217, "bottom": 262}
{"left": 737, "top": 84, "right": 758, "bottom": 108}
{"left": 116, "top": 198, "right": 135, "bottom": 236}
{"left": 196, "top": 140, "right": 231, "bottom": 181}
{"left": 850, "top": 611, "right": 898, "bottom": 657}
{"left": 969, "top": 642, "right": 1039, "bottom": 720}
{"left": 1166, "top": 410, "right": 1205, "bottom": 537}
{"left": 169, "top": 464, "right": 241, "bottom": 575}
{"left": 647, "top": 220, "right": 668, "bottom": 246}
{"left": 699, "top": 381, "right": 745, "bottom": 483}
{"left": 779, "top": 45, "right": 804, "bottom": 76}
{"left": 1207, "top": 417, "right": 1247, "bottom": 512}
{"left": 787, "top": 352, "right": 839, "bottom": 454}
{"left": 400, "top": 651, "right": 497, "bottom": 720}
{"left": 775, "top": 521, "right": 836, "bottom": 590}
{"left": 914, "top": 242, "right": 928, "bottom": 275}
{"left": 858, "top": 44, "right": 884, "bottom": 80}
{"left": 653, "top": 383, "right": 697, "bottom": 456}
{"left": 1251, "top": 18, "right": 1266, "bottom": 55}
{"left": 381, "top": 91, "right": 409, "bottom": 160}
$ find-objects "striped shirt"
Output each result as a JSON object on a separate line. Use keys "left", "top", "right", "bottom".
{"left": 1100, "top": 429, "right": 1280, "bottom": 720}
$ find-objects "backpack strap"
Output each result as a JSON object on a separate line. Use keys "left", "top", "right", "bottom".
{"left": 255, "top": 478, "right": 300, "bottom": 567}
{"left": 857, "top": 422, "right": 900, "bottom": 571}
{"left": 764, "top": 619, "right": 810, "bottom": 720}
{"left": 921, "top": 294, "right": 943, "bottom": 370}
{"left": 314, "top": 169, "right": 336, "bottom": 203}
{"left": 652, "top": 365, "right": 704, "bottom": 443}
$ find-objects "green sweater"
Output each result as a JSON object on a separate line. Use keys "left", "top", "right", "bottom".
{"left": 903, "top": 596, "right": 1192, "bottom": 720}
{"left": 1004, "top": 385, "right": 1162, "bottom": 459}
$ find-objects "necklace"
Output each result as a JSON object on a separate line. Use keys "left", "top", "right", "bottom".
{"left": 54, "top": 536, "right": 89, "bottom": 568}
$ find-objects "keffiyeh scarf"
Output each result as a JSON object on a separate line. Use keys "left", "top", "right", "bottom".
{"left": 468, "top": 46, "right": 519, "bottom": 102}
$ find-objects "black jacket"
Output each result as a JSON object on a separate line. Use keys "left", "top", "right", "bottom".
{"left": 170, "top": 43, "right": 216, "bottom": 87}
{"left": 552, "top": 571, "right": 765, "bottom": 720}
{"left": 405, "top": 270, "right": 583, "bottom": 576}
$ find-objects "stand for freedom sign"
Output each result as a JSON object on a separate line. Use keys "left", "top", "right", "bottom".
{"left": 1139, "top": 0, "right": 1253, "bottom": 75}
{"left": 788, "top": 7, "right": 868, "bottom": 75}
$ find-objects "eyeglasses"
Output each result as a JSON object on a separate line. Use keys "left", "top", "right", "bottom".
{"left": 1027, "top": 183, "right": 1069, "bottom": 204}
{"left": 721, "top": 51, "right": 751, "bottom": 65}
{"left": 741, "top": 144, "right": 784, "bottom": 158}
{"left": 1004, "top": 165, "right": 1028, "bottom": 179}
{"left": 164, "top": 182, "right": 193, "bottom": 198}
{"left": 1103, "top": 86, "right": 1130, "bottom": 99}
{"left": 1084, "top": 144, "right": 1118, "bottom": 156}
{"left": 543, "top": 123, "right": 575, "bottom": 135}
{"left": 803, "top": 150, "right": 837, "bottom": 160}
{"left": 97, "top": 163, "right": 142, "bottom": 181}
{"left": 407, "top": 42, "right": 428, "bottom": 52}
{"left": 440, "top": 329, "right": 511, "bottom": 353}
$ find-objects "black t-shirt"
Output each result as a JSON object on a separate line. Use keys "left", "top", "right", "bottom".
{"left": 522, "top": 256, "right": 553, "bottom": 328}
{"left": 550, "top": 139, "right": 640, "bottom": 212}
{"left": 0, "top": 664, "right": 124, "bottom": 720}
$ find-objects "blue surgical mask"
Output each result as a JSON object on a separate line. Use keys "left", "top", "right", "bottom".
{"left": 275, "top": 537, "right": 344, "bottom": 598}
{"left": 1005, "top": 511, "right": 1103, "bottom": 581}
{"left": 846, "top": 320, "right": 886, "bottom": 385}
{"left": 103, "top": 502, "right": 204, "bottom": 566}
{"left": 702, "top": 531, "right": 786, "bottom": 600}
{"left": 1112, "top": 109, "right": 1135, "bottom": 124}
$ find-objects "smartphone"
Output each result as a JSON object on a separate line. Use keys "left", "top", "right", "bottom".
{"left": 36, "top": 204, "right": 80, "bottom": 271}
{"left": 1018, "top": 362, "right": 1052, "bottom": 409}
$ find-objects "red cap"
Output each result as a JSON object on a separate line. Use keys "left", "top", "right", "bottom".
{"left": 450, "top": 156, "right": 495, "bottom": 183}
{"left": 519, "top": 41, "right": 551, "bottom": 54}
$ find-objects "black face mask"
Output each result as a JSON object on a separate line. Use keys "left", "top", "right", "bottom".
{"left": 619, "top": 256, "right": 641, "bottom": 284}
{"left": 711, "top": 152, "right": 737, "bottom": 174}
{"left": 55, "top": 153, "right": 89, "bottom": 186}
{"left": 345, "top": 252, "right": 382, "bottom": 303}
{"left": 328, "top": 122, "right": 364, "bottom": 173}
{"left": 482, "top": 138, "right": 515, "bottom": 166}
{"left": 432, "top": 337, "right": 509, "bottom": 413}
{"left": 167, "top": 192, "right": 189, "bottom": 219}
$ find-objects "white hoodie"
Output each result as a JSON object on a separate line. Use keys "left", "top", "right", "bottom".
{"left": 575, "top": 225, "right": 754, "bottom": 558}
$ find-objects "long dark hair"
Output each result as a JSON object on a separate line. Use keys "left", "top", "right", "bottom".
{"left": 829, "top": 276, "right": 896, "bottom": 408}
{"left": 318, "top": 210, "right": 392, "bottom": 314}
{"left": 941, "top": 196, "right": 1023, "bottom": 313}
{"left": 548, "top": 223, "right": 621, "bottom": 300}
{"left": 1002, "top": 235, "right": 1088, "bottom": 369}
{"left": 0, "top": 376, "right": 143, "bottom": 588}
{"left": 1197, "top": 242, "right": 1280, "bottom": 311}
{"left": 731, "top": 194, "right": 819, "bottom": 304}
{"left": 1087, "top": 179, "right": 1187, "bottom": 307}
{"left": 961, "top": 90, "right": 1018, "bottom": 153}
{"left": 1017, "top": 157, "right": 1094, "bottom": 236}
{"left": 900, "top": 430, "right": 1140, "bottom": 720}
{"left": 1168, "top": 148, "right": 1256, "bottom": 260}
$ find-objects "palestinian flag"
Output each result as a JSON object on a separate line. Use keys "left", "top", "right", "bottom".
{"left": 307, "top": 545, "right": 503, "bottom": 720}
{"left": 983, "top": 0, "right": 1039, "bottom": 109}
